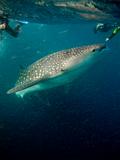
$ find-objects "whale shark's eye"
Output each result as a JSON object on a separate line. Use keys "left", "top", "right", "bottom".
{"left": 92, "top": 49, "right": 96, "bottom": 52}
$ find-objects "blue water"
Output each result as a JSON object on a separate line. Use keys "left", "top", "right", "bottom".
{"left": 0, "top": 21, "right": 120, "bottom": 158}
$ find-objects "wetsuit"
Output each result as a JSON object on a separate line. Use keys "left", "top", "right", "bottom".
{"left": 0, "top": 15, "right": 20, "bottom": 38}
{"left": 94, "top": 23, "right": 113, "bottom": 33}
{"left": 106, "top": 26, "right": 120, "bottom": 41}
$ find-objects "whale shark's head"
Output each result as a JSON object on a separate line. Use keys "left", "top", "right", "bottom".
{"left": 7, "top": 43, "right": 105, "bottom": 97}
{"left": 83, "top": 43, "right": 106, "bottom": 53}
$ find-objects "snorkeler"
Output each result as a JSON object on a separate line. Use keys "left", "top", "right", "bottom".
{"left": 94, "top": 23, "right": 116, "bottom": 33}
{"left": 105, "top": 26, "right": 120, "bottom": 42}
{"left": 0, "top": 12, "right": 21, "bottom": 38}
{"left": 94, "top": 22, "right": 120, "bottom": 42}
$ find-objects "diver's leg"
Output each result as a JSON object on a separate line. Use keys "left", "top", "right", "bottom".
{"left": 105, "top": 33, "right": 115, "bottom": 42}
{"left": 14, "top": 24, "right": 21, "bottom": 33}
{"left": 106, "top": 27, "right": 120, "bottom": 42}
{"left": 5, "top": 24, "right": 20, "bottom": 37}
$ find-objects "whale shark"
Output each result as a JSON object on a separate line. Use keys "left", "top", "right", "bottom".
{"left": 7, "top": 43, "right": 105, "bottom": 98}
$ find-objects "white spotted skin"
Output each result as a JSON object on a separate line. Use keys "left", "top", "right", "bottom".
{"left": 7, "top": 44, "right": 104, "bottom": 97}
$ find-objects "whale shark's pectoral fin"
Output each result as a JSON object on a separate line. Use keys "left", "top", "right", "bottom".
{"left": 48, "top": 71, "right": 64, "bottom": 79}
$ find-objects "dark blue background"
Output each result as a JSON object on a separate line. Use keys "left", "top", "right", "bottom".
{"left": 0, "top": 22, "right": 120, "bottom": 159}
